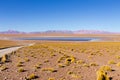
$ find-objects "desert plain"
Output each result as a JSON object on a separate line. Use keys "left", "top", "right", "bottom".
{"left": 0, "top": 34, "right": 120, "bottom": 80}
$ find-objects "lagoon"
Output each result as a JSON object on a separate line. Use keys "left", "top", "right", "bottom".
{"left": 16, "top": 37, "right": 100, "bottom": 41}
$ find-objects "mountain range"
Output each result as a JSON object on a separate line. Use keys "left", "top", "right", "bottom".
{"left": 0, "top": 30, "right": 117, "bottom": 34}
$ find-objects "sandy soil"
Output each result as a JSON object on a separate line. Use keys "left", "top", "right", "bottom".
{"left": 0, "top": 40, "right": 21, "bottom": 49}
{"left": 0, "top": 41, "right": 120, "bottom": 80}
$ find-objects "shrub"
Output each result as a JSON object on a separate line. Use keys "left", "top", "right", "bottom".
{"left": 59, "top": 78, "right": 66, "bottom": 80}
{"left": 44, "top": 60, "right": 49, "bottom": 63}
{"left": 57, "top": 56, "right": 67, "bottom": 63}
{"left": 51, "top": 53, "right": 56, "bottom": 57}
{"left": 67, "top": 71, "right": 81, "bottom": 78}
{"left": 76, "top": 60, "right": 85, "bottom": 64}
{"left": 0, "top": 65, "right": 7, "bottom": 71}
{"left": 90, "top": 62, "right": 98, "bottom": 66}
{"left": 1, "top": 54, "right": 8, "bottom": 63}
{"left": 48, "top": 78, "right": 55, "bottom": 80}
{"left": 17, "top": 62, "right": 23, "bottom": 67}
{"left": 26, "top": 74, "right": 37, "bottom": 80}
{"left": 116, "top": 62, "right": 120, "bottom": 67}
{"left": 83, "top": 63, "right": 90, "bottom": 67}
{"left": 58, "top": 64, "right": 66, "bottom": 68}
{"left": 24, "top": 58, "right": 30, "bottom": 62}
{"left": 96, "top": 70, "right": 110, "bottom": 80}
{"left": 67, "top": 71, "right": 74, "bottom": 75}
{"left": 18, "top": 67, "right": 25, "bottom": 72}
{"left": 116, "top": 55, "right": 120, "bottom": 59}
{"left": 99, "top": 65, "right": 112, "bottom": 71}
{"left": 108, "top": 60, "right": 116, "bottom": 64}
{"left": 65, "top": 56, "right": 76, "bottom": 66}
{"left": 34, "top": 64, "right": 41, "bottom": 69}
{"left": 42, "top": 68, "right": 57, "bottom": 73}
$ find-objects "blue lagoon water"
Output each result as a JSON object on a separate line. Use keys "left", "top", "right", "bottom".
{"left": 16, "top": 37, "right": 100, "bottom": 41}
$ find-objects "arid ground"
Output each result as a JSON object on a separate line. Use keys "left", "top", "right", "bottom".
{"left": 1, "top": 40, "right": 120, "bottom": 80}
{"left": 0, "top": 40, "right": 20, "bottom": 49}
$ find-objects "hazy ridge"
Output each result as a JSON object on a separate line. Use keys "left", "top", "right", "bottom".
{"left": 0, "top": 30, "right": 118, "bottom": 34}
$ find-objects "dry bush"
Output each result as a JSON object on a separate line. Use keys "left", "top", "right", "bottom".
{"left": 0, "top": 65, "right": 7, "bottom": 71}
{"left": 96, "top": 70, "right": 110, "bottom": 80}
{"left": 26, "top": 74, "right": 38, "bottom": 80}
{"left": 1, "top": 54, "right": 8, "bottom": 63}
{"left": 18, "top": 67, "right": 25, "bottom": 72}
{"left": 108, "top": 60, "right": 116, "bottom": 64}
{"left": 48, "top": 78, "right": 55, "bottom": 80}
{"left": 42, "top": 68, "right": 57, "bottom": 73}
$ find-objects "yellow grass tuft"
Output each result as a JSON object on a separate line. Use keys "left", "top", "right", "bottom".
{"left": 108, "top": 60, "right": 116, "bottom": 64}
{"left": 116, "top": 62, "right": 120, "bottom": 67}
{"left": 48, "top": 78, "right": 55, "bottom": 80}
{"left": 26, "top": 74, "right": 37, "bottom": 80}
{"left": 18, "top": 67, "right": 25, "bottom": 72}
{"left": 76, "top": 60, "right": 85, "bottom": 64}
{"left": 65, "top": 56, "right": 76, "bottom": 66}
{"left": 90, "top": 62, "right": 98, "bottom": 66}
{"left": 42, "top": 68, "right": 57, "bottom": 73}
{"left": 0, "top": 65, "right": 7, "bottom": 71}
{"left": 99, "top": 65, "right": 112, "bottom": 71}
{"left": 96, "top": 70, "right": 110, "bottom": 80}
{"left": 1, "top": 54, "right": 8, "bottom": 63}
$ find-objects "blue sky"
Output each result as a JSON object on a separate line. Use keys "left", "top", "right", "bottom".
{"left": 0, "top": 0, "right": 120, "bottom": 32}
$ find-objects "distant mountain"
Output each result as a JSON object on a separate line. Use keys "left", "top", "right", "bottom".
{"left": 0, "top": 30, "right": 73, "bottom": 34}
{"left": 30, "top": 30, "right": 73, "bottom": 34}
{"left": 0, "top": 30, "right": 117, "bottom": 34}
{"left": 44, "top": 30, "right": 73, "bottom": 34}
{"left": 73, "top": 30, "right": 115, "bottom": 34}
{"left": 0, "top": 30, "right": 25, "bottom": 34}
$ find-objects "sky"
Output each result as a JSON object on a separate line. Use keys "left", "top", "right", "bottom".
{"left": 0, "top": 0, "right": 120, "bottom": 32}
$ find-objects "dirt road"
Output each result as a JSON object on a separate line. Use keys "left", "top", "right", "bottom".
{"left": 0, "top": 46, "right": 22, "bottom": 57}
{"left": 0, "top": 43, "right": 35, "bottom": 57}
